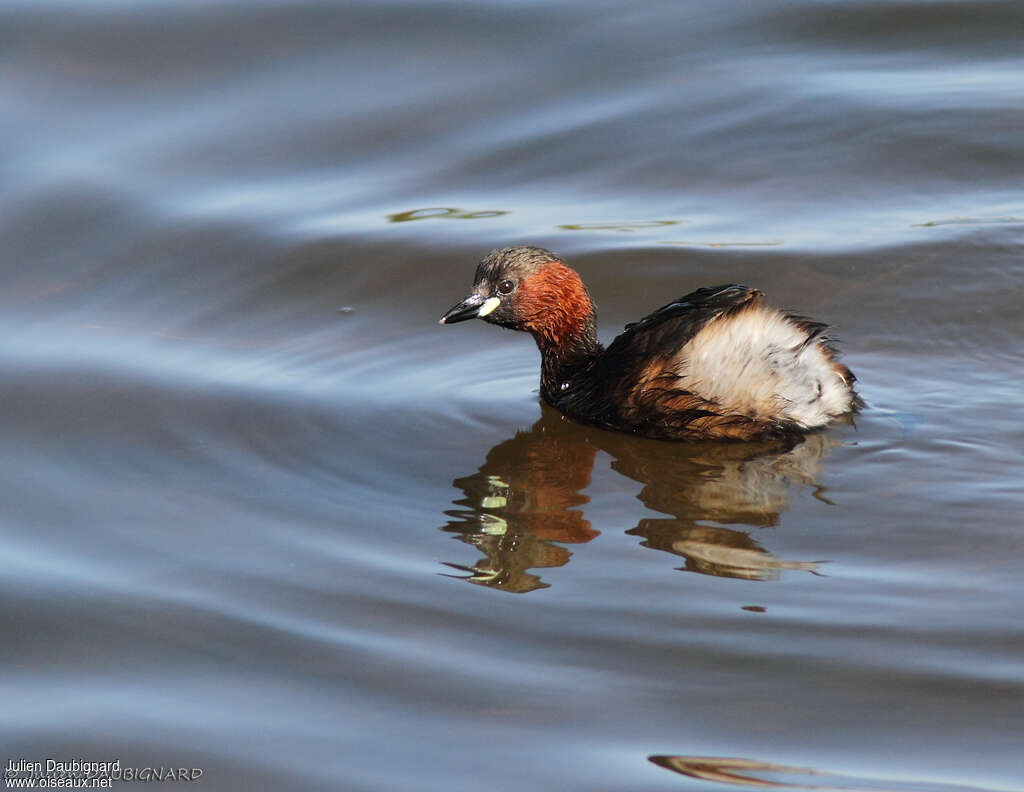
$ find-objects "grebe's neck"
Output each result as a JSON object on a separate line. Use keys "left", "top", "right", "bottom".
{"left": 514, "top": 260, "right": 602, "bottom": 400}
{"left": 537, "top": 318, "right": 602, "bottom": 402}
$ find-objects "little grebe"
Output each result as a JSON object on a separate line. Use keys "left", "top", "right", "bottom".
{"left": 440, "top": 246, "right": 857, "bottom": 441}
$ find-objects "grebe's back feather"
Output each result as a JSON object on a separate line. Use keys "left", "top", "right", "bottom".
{"left": 602, "top": 285, "right": 855, "bottom": 438}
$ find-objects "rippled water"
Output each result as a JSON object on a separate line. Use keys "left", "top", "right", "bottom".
{"left": 3, "top": 2, "right": 1023, "bottom": 790}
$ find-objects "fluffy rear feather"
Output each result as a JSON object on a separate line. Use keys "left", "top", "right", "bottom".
{"left": 597, "top": 285, "right": 855, "bottom": 439}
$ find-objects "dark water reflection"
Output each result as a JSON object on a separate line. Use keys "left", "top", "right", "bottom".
{"left": 443, "top": 406, "right": 836, "bottom": 591}
{"left": 648, "top": 755, "right": 1007, "bottom": 792}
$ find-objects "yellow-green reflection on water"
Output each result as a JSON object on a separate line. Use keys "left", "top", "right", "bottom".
{"left": 658, "top": 240, "right": 784, "bottom": 247}
{"left": 387, "top": 207, "right": 509, "bottom": 222}
{"left": 558, "top": 220, "right": 680, "bottom": 231}
{"left": 914, "top": 215, "right": 1023, "bottom": 227}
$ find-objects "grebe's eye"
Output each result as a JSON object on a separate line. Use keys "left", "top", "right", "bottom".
{"left": 497, "top": 279, "right": 515, "bottom": 295}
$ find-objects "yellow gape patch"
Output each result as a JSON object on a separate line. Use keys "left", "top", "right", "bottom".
{"left": 477, "top": 296, "right": 501, "bottom": 317}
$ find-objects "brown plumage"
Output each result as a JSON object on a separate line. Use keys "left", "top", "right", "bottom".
{"left": 440, "top": 246, "right": 858, "bottom": 441}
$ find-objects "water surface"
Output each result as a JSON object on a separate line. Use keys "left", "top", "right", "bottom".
{"left": 2, "top": 2, "right": 1023, "bottom": 790}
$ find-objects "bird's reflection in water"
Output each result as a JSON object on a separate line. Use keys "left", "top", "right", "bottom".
{"left": 441, "top": 405, "right": 840, "bottom": 592}
{"left": 442, "top": 409, "right": 600, "bottom": 593}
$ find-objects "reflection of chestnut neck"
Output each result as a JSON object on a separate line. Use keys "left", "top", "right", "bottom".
{"left": 441, "top": 409, "right": 601, "bottom": 592}
{"left": 478, "top": 410, "right": 599, "bottom": 535}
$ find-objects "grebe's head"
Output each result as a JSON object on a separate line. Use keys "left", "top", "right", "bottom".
{"left": 439, "top": 246, "right": 594, "bottom": 346}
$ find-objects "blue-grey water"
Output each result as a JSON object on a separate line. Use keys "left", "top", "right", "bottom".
{"left": 3, "top": 2, "right": 1023, "bottom": 790}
